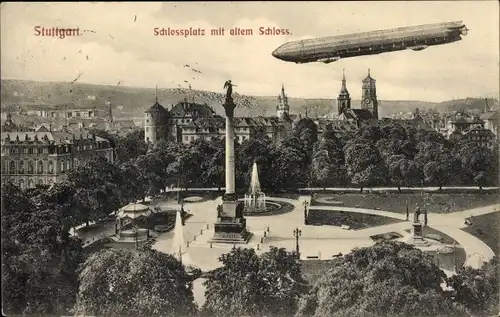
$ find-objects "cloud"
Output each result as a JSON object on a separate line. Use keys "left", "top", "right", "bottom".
{"left": 1, "top": 1, "right": 498, "bottom": 102}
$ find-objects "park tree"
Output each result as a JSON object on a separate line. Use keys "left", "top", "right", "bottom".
{"left": 75, "top": 248, "right": 197, "bottom": 317}
{"left": 2, "top": 182, "right": 83, "bottom": 316}
{"left": 114, "top": 128, "right": 148, "bottom": 163}
{"left": 360, "top": 125, "right": 382, "bottom": 142}
{"left": 311, "top": 138, "right": 344, "bottom": 187}
{"left": 120, "top": 161, "right": 148, "bottom": 202}
{"left": 387, "top": 154, "right": 420, "bottom": 191}
{"left": 454, "top": 142, "right": 497, "bottom": 189}
{"left": 380, "top": 123, "right": 407, "bottom": 141}
{"left": 296, "top": 241, "right": 468, "bottom": 317}
{"left": 423, "top": 151, "right": 462, "bottom": 190}
{"left": 203, "top": 247, "right": 308, "bottom": 317}
{"left": 270, "top": 135, "right": 309, "bottom": 190}
{"left": 448, "top": 257, "right": 499, "bottom": 316}
{"left": 68, "top": 155, "right": 125, "bottom": 223}
{"left": 201, "top": 137, "right": 225, "bottom": 189}
{"left": 237, "top": 135, "right": 275, "bottom": 190}
{"left": 292, "top": 118, "right": 319, "bottom": 161}
{"left": 344, "top": 138, "right": 387, "bottom": 191}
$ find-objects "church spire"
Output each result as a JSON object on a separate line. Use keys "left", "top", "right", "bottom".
{"left": 155, "top": 85, "right": 158, "bottom": 103}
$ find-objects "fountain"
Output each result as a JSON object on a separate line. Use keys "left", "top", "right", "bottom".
{"left": 244, "top": 162, "right": 267, "bottom": 213}
{"left": 171, "top": 210, "right": 191, "bottom": 264}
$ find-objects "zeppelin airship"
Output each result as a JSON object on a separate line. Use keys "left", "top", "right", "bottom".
{"left": 271, "top": 21, "right": 468, "bottom": 64}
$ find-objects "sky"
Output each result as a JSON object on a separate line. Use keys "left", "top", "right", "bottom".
{"left": 1, "top": 1, "right": 499, "bottom": 102}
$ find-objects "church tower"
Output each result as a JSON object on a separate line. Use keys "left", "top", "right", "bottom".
{"left": 337, "top": 69, "right": 351, "bottom": 116}
{"left": 276, "top": 84, "right": 290, "bottom": 119}
{"left": 361, "top": 69, "right": 378, "bottom": 119}
{"left": 105, "top": 100, "right": 114, "bottom": 131}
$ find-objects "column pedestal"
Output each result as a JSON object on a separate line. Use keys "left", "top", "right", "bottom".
{"left": 407, "top": 221, "right": 430, "bottom": 246}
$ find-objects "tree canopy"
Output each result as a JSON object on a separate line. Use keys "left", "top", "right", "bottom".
{"left": 296, "top": 241, "right": 468, "bottom": 317}
{"left": 75, "top": 248, "right": 197, "bottom": 317}
{"left": 203, "top": 247, "right": 309, "bottom": 317}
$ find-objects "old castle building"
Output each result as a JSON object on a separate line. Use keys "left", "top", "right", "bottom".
{"left": 144, "top": 86, "right": 293, "bottom": 145}
{"left": 1, "top": 128, "right": 114, "bottom": 189}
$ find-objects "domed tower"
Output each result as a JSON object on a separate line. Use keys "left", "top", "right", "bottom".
{"left": 276, "top": 84, "right": 290, "bottom": 119}
{"left": 361, "top": 69, "right": 378, "bottom": 119}
{"left": 144, "top": 91, "right": 168, "bottom": 144}
{"left": 337, "top": 69, "right": 351, "bottom": 116}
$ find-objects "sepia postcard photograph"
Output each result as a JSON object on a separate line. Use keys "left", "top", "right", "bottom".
{"left": 1, "top": 1, "right": 499, "bottom": 317}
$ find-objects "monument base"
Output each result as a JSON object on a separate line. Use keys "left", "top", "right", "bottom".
{"left": 407, "top": 221, "right": 431, "bottom": 246}
{"left": 211, "top": 195, "right": 252, "bottom": 244}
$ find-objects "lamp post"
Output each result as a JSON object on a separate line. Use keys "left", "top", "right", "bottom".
{"left": 134, "top": 224, "right": 138, "bottom": 250}
{"left": 181, "top": 200, "right": 185, "bottom": 225}
{"left": 293, "top": 227, "right": 302, "bottom": 260}
{"left": 303, "top": 201, "right": 309, "bottom": 225}
{"left": 405, "top": 200, "right": 409, "bottom": 221}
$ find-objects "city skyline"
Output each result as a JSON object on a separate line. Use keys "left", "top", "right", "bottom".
{"left": 1, "top": 1, "right": 499, "bottom": 102}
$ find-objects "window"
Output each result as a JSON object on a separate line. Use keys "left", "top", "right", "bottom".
{"left": 1, "top": 161, "right": 5, "bottom": 173}
{"left": 19, "top": 179, "right": 25, "bottom": 190}
{"left": 61, "top": 161, "right": 65, "bottom": 172}
{"left": 66, "top": 160, "right": 70, "bottom": 171}
{"left": 146, "top": 137, "right": 150, "bottom": 142}
{"left": 28, "top": 161, "right": 34, "bottom": 174}
{"left": 184, "top": 136, "right": 188, "bottom": 141}
{"left": 38, "top": 161, "right": 44, "bottom": 174}
{"left": 146, "top": 127, "right": 149, "bottom": 132}
{"left": 49, "top": 161, "right": 54, "bottom": 173}
{"left": 28, "top": 179, "right": 34, "bottom": 188}
{"left": 38, "top": 147, "right": 43, "bottom": 154}
{"left": 19, "top": 161, "right": 24, "bottom": 174}
{"left": 29, "top": 147, "right": 34, "bottom": 154}
{"left": 9, "top": 161, "right": 16, "bottom": 173}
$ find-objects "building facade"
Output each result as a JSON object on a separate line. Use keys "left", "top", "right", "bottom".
{"left": 1, "top": 130, "right": 114, "bottom": 189}
{"left": 144, "top": 87, "right": 293, "bottom": 145}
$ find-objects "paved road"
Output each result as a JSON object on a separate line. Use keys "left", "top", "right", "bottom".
{"left": 78, "top": 194, "right": 499, "bottom": 271}
{"left": 164, "top": 186, "right": 498, "bottom": 192}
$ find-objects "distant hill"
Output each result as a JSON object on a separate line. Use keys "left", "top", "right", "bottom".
{"left": 1, "top": 79, "right": 497, "bottom": 119}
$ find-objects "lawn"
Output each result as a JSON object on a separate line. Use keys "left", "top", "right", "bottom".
{"left": 313, "top": 192, "right": 499, "bottom": 214}
{"left": 307, "top": 210, "right": 403, "bottom": 229}
{"left": 462, "top": 212, "right": 500, "bottom": 256}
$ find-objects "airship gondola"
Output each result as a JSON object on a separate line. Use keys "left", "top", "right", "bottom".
{"left": 271, "top": 21, "right": 468, "bottom": 64}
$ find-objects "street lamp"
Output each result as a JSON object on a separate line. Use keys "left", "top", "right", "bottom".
{"left": 303, "top": 201, "right": 309, "bottom": 224}
{"left": 293, "top": 227, "right": 302, "bottom": 260}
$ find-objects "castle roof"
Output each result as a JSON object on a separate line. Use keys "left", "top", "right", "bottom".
{"left": 145, "top": 101, "right": 167, "bottom": 113}
{"left": 170, "top": 101, "right": 215, "bottom": 118}
{"left": 2, "top": 131, "right": 109, "bottom": 144}
{"left": 351, "top": 109, "right": 373, "bottom": 120}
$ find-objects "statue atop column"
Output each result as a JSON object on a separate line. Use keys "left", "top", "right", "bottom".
{"left": 413, "top": 203, "right": 421, "bottom": 222}
{"left": 223, "top": 80, "right": 237, "bottom": 117}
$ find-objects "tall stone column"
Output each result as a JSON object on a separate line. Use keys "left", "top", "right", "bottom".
{"left": 225, "top": 115, "right": 235, "bottom": 195}
{"left": 211, "top": 95, "right": 251, "bottom": 244}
